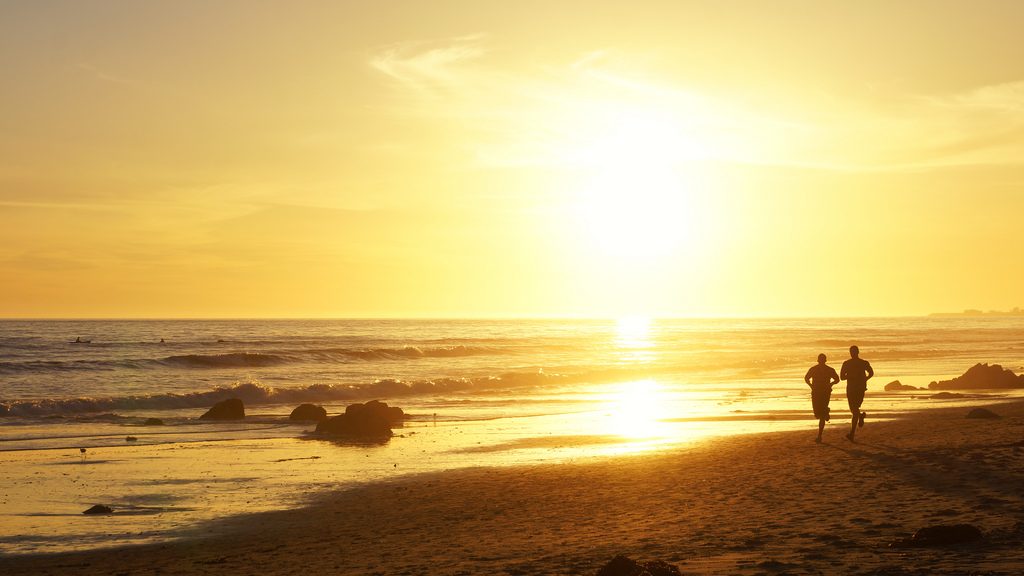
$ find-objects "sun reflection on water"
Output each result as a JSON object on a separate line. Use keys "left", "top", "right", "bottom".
{"left": 615, "top": 315, "right": 652, "bottom": 347}
{"left": 614, "top": 315, "right": 657, "bottom": 365}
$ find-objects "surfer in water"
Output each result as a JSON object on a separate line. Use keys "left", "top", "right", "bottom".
{"left": 805, "top": 353, "right": 840, "bottom": 443}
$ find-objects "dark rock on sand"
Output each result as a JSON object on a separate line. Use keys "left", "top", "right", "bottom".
{"left": 890, "top": 524, "right": 983, "bottom": 548}
{"left": 966, "top": 407, "right": 1000, "bottom": 419}
{"left": 289, "top": 403, "right": 328, "bottom": 422}
{"left": 354, "top": 399, "right": 404, "bottom": 424}
{"left": 0, "top": 404, "right": 9, "bottom": 416}
{"left": 199, "top": 398, "right": 245, "bottom": 420}
{"left": 596, "top": 555, "right": 681, "bottom": 576}
{"left": 143, "top": 418, "right": 164, "bottom": 426}
{"left": 929, "top": 392, "right": 965, "bottom": 399}
{"left": 929, "top": 363, "right": 1024, "bottom": 390}
{"left": 315, "top": 400, "right": 404, "bottom": 439}
{"left": 83, "top": 505, "right": 113, "bottom": 515}
{"left": 125, "top": 436, "right": 138, "bottom": 442}
{"left": 885, "top": 380, "right": 921, "bottom": 391}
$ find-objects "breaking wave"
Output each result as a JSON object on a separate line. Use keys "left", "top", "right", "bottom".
{"left": 0, "top": 371, "right": 566, "bottom": 417}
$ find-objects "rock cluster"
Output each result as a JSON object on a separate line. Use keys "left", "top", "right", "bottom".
{"left": 884, "top": 380, "right": 921, "bottom": 391}
{"left": 929, "top": 363, "right": 1024, "bottom": 390}
{"left": 315, "top": 400, "right": 404, "bottom": 439}
{"left": 83, "top": 505, "right": 113, "bottom": 515}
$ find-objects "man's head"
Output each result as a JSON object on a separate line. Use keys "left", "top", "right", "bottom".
{"left": 850, "top": 345, "right": 860, "bottom": 358}
{"left": 817, "top": 353, "right": 827, "bottom": 364}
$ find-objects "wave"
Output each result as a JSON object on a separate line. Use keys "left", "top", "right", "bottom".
{"left": 0, "top": 371, "right": 567, "bottom": 417}
{"left": 332, "top": 345, "right": 507, "bottom": 361}
{"left": 0, "top": 345, "right": 513, "bottom": 374}
{"left": 161, "top": 353, "right": 290, "bottom": 368}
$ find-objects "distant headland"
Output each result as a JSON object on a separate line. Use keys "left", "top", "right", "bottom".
{"left": 929, "top": 307, "right": 1024, "bottom": 317}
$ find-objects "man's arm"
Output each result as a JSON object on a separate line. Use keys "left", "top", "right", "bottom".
{"left": 865, "top": 361, "right": 874, "bottom": 381}
{"left": 840, "top": 361, "right": 848, "bottom": 381}
{"left": 829, "top": 368, "right": 840, "bottom": 387}
{"left": 804, "top": 367, "right": 813, "bottom": 387}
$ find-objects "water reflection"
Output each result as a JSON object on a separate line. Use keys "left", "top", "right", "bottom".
{"left": 614, "top": 316, "right": 656, "bottom": 364}
{"left": 605, "top": 379, "right": 672, "bottom": 440}
{"left": 615, "top": 315, "right": 651, "bottom": 347}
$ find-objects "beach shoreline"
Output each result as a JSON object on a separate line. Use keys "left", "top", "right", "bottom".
{"left": 5, "top": 399, "right": 1023, "bottom": 575}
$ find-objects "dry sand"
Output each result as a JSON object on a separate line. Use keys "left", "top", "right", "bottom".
{"left": 5, "top": 401, "right": 1024, "bottom": 575}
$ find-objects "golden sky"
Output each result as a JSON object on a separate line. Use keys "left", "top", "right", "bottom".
{"left": 2, "top": 1, "right": 1024, "bottom": 318}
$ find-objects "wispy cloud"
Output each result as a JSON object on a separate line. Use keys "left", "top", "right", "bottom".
{"left": 77, "top": 62, "right": 134, "bottom": 86}
{"left": 941, "top": 80, "right": 1024, "bottom": 112}
{"left": 851, "top": 80, "right": 1024, "bottom": 170}
{"left": 368, "top": 36, "right": 1024, "bottom": 173}
{"left": 369, "top": 34, "right": 487, "bottom": 93}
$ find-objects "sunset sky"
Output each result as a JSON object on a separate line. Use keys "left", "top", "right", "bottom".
{"left": 2, "top": 1, "right": 1023, "bottom": 318}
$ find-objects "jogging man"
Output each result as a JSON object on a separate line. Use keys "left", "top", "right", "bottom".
{"left": 840, "top": 345, "right": 873, "bottom": 442}
{"left": 805, "top": 353, "right": 840, "bottom": 443}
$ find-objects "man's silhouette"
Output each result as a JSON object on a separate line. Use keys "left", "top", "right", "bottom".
{"left": 840, "top": 345, "right": 873, "bottom": 442}
{"left": 805, "top": 353, "right": 839, "bottom": 443}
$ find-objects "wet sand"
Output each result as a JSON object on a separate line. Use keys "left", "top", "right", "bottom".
{"left": 5, "top": 400, "right": 1024, "bottom": 575}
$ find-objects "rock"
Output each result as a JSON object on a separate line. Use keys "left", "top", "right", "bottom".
{"left": 885, "top": 380, "right": 921, "bottom": 391}
{"left": 199, "top": 398, "right": 245, "bottom": 420}
{"left": 289, "top": 403, "right": 328, "bottom": 422}
{"left": 143, "top": 418, "right": 164, "bottom": 426}
{"left": 359, "top": 399, "right": 405, "bottom": 426}
{"left": 966, "top": 407, "right": 1000, "bottom": 419}
{"left": 314, "top": 400, "right": 404, "bottom": 439}
{"left": 83, "top": 505, "right": 113, "bottom": 515}
{"left": 597, "top": 555, "right": 641, "bottom": 576}
{"left": 929, "top": 363, "right": 1024, "bottom": 390}
{"left": 929, "top": 392, "right": 965, "bottom": 399}
{"left": 596, "top": 555, "right": 681, "bottom": 576}
{"left": 890, "top": 524, "right": 983, "bottom": 548}
{"left": 125, "top": 436, "right": 138, "bottom": 442}
{"left": 0, "top": 404, "right": 9, "bottom": 416}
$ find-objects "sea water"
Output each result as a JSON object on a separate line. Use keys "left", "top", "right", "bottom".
{"left": 1, "top": 318, "right": 1022, "bottom": 553}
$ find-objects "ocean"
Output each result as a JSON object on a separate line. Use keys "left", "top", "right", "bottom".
{"left": 1, "top": 317, "right": 1022, "bottom": 553}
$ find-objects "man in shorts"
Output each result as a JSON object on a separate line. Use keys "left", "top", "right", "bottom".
{"left": 805, "top": 353, "right": 840, "bottom": 443}
{"left": 840, "top": 345, "right": 873, "bottom": 442}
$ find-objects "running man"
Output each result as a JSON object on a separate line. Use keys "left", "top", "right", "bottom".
{"left": 840, "top": 345, "right": 873, "bottom": 442}
{"left": 805, "top": 353, "right": 840, "bottom": 443}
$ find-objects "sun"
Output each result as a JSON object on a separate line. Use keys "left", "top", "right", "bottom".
{"left": 563, "top": 106, "right": 712, "bottom": 264}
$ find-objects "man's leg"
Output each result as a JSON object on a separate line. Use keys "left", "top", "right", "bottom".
{"left": 817, "top": 418, "right": 826, "bottom": 442}
{"left": 846, "top": 389, "right": 864, "bottom": 441}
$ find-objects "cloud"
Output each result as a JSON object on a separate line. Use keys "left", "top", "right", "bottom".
{"left": 867, "top": 80, "right": 1024, "bottom": 169}
{"left": 369, "top": 36, "right": 1024, "bottom": 174}
{"left": 77, "top": 62, "right": 134, "bottom": 86}
{"left": 943, "top": 80, "right": 1024, "bottom": 112}
{"left": 369, "top": 34, "right": 487, "bottom": 93}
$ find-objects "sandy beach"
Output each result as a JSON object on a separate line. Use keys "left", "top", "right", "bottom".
{"left": 4, "top": 399, "right": 1022, "bottom": 576}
